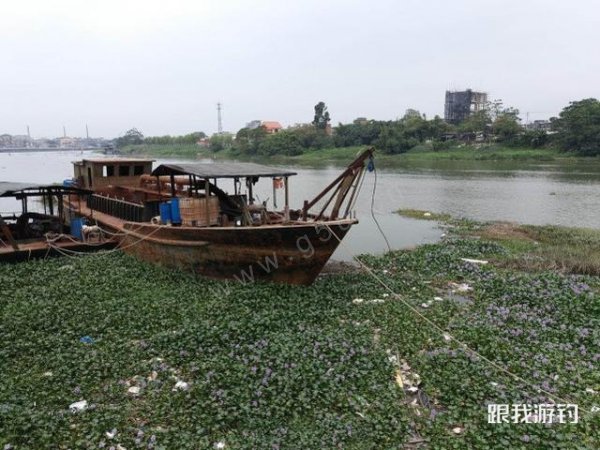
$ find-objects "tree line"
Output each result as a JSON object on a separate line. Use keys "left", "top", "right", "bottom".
{"left": 116, "top": 98, "right": 600, "bottom": 157}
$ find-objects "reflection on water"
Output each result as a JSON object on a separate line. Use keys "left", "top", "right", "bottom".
{"left": 1, "top": 151, "right": 599, "bottom": 260}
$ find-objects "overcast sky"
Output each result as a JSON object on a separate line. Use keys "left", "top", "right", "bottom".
{"left": 1, "top": 0, "right": 598, "bottom": 138}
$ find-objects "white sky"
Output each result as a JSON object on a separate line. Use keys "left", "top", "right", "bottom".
{"left": 1, "top": 0, "right": 598, "bottom": 138}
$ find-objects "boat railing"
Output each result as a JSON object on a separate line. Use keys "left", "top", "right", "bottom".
{"left": 88, "top": 193, "right": 145, "bottom": 222}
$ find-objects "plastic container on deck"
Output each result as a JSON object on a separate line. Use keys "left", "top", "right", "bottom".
{"left": 170, "top": 198, "right": 182, "bottom": 225}
{"left": 71, "top": 217, "right": 86, "bottom": 240}
{"left": 159, "top": 202, "right": 172, "bottom": 225}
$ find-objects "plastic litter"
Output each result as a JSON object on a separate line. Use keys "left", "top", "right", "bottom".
{"left": 452, "top": 427, "right": 463, "bottom": 434}
{"left": 460, "top": 258, "right": 488, "bottom": 265}
{"left": 173, "top": 380, "right": 190, "bottom": 391}
{"left": 69, "top": 400, "right": 88, "bottom": 413}
{"left": 395, "top": 370, "right": 403, "bottom": 388}
{"left": 449, "top": 282, "right": 472, "bottom": 293}
{"left": 106, "top": 429, "right": 117, "bottom": 439}
{"left": 79, "top": 336, "right": 95, "bottom": 344}
{"left": 127, "top": 386, "right": 141, "bottom": 395}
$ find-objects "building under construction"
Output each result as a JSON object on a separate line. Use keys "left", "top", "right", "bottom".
{"left": 444, "top": 89, "right": 488, "bottom": 124}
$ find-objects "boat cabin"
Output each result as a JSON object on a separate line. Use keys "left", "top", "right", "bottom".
{"left": 71, "top": 159, "right": 299, "bottom": 227}
{"left": 72, "top": 150, "right": 372, "bottom": 229}
{"left": 73, "top": 158, "right": 154, "bottom": 189}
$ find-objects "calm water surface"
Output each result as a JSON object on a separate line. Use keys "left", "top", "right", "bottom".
{"left": 1, "top": 151, "right": 599, "bottom": 260}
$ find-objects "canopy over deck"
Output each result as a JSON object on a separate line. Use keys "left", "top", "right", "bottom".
{"left": 0, "top": 182, "right": 91, "bottom": 198}
{"left": 151, "top": 162, "right": 297, "bottom": 179}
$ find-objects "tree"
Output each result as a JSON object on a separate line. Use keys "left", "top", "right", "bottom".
{"left": 457, "top": 110, "right": 491, "bottom": 134}
{"left": 553, "top": 98, "right": 600, "bottom": 156}
{"left": 312, "top": 101, "right": 331, "bottom": 130}
{"left": 288, "top": 124, "right": 332, "bottom": 149}
{"left": 492, "top": 108, "right": 522, "bottom": 143}
{"left": 333, "top": 121, "right": 382, "bottom": 147}
{"left": 209, "top": 133, "right": 233, "bottom": 152}
{"left": 234, "top": 127, "right": 267, "bottom": 155}
{"left": 257, "top": 131, "right": 303, "bottom": 156}
{"left": 115, "top": 128, "right": 144, "bottom": 147}
{"left": 374, "top": 122, "right": 417, "bottom": 154}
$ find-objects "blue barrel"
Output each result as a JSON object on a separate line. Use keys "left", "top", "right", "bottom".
{"left": 159, "top": 202, "right": 172, "bottom": 224}
{"left": 71, "top": 217, "right": 86, "bottom": 240}
{"left": 63, "top": 178, "right": 76, "bottom": 187}
{"left": 170, "top": 197, "right": 182, "bottom": 225}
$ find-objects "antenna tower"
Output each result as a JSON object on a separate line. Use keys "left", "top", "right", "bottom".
{"left": 217, "top": 102, "right": 223, "bottom": 134}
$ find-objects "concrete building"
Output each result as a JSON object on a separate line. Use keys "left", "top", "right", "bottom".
{"left": 246, "top": 120, "right": 262, "bottom": 130}
{"left": 444, "top": 89, "right": 488, "bottom": 124}
{"left": 246, "top": 120, "right": 282, "bottom": 134}
{"left": 526, "top": 120, "right": 552, "bottom": 132}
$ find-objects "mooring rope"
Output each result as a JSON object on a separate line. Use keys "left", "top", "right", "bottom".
{"left": 322, "top": 222, "right": 591, "bottom": 415}
{"left": 370, "top": 164, "right": 392, "bottom": 252}
{"left": 44, "top": 222, "right": 165, "bottom": 258}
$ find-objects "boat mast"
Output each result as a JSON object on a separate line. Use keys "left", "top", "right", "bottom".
{"left": 301, "top": 147, "right": 374, "bottom": 221}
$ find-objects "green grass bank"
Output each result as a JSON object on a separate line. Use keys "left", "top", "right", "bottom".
{"left": 119, "top": 143, "right": 589, "bottom": 166}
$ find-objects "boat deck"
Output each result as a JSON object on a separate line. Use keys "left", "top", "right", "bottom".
{"left": 0, "top": 238, "right": 117, "bottom": 262}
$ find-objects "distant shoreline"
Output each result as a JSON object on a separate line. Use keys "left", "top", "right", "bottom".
{"left": 0, "top": 148, "right": 99, "bottom": 154}
{"left": 119, "top": 143, "right": 596, "bottom": 166}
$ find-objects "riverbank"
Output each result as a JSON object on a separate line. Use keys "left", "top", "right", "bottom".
{"left": 119, "top": 143, "right": 588, "bottom": 166}
{"left": 398, "top": 209, "right": 600, "bottom": 275}
{"left": 1, "top": 217, "right": 598, "bottom": 448}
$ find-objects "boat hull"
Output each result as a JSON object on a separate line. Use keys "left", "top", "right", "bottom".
{"left": 119, "top": 220, "right": 356, "bottom": 285}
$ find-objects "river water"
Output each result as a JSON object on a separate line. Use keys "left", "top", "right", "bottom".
{"left": 1, "top": 150, "right": 599, "bottom": 260}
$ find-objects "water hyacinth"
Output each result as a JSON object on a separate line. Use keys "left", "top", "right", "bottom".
{"left": 0, "top": 232, "right": 598, "bottom": 449}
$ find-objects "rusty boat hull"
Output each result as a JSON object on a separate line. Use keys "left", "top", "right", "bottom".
{"left": 117, "top": 219, "right": 355, "bottom": 285}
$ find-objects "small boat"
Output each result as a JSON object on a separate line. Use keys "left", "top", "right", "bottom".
{"left": 0, "top": 182, "right": 116, "bottom": 262}
{"left": 66, "top": 149, "right": 374, "bottom": 285}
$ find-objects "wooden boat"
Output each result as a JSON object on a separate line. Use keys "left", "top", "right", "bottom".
{"left": 0, "top": 183, "right": 116, "bottom": 262}
{"left": 66, "top": 149, "right": 374, "bottom": 285}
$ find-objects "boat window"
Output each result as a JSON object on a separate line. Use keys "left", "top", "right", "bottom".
{"left": 119, "top": 165, "right": 130, "bottom": 176}
{"left": 133, "top": 165, "right": 144, "bottom": 175}
{"left": 103, "top": 165, "right": 115, "bottom": 177}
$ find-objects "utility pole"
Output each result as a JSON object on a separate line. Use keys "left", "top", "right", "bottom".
{"left": 86, "top": 124, "right": 89, "bottom": 140}
{"left": 217, "top": 102, "right": 223, "bottom": 134}
{"left": 63, "top": 126, "right": 67, "bottom": 138}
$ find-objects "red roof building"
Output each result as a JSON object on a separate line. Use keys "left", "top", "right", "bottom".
{"left": 261, "top": 121, "right": 282, "bottom": 134}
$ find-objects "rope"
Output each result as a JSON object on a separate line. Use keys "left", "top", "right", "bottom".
{"left": 45, "top": 232, "right": 109, "bottom": 247}
{"left": 322, "top": 223, "right": 591, "bottom": 416}
{"left": 43, "top": 223, "right": 166, "bottom": 258}
{"left": 370, "top": 165, "right": 392, "bottom": 252}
